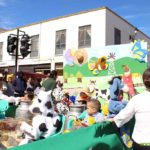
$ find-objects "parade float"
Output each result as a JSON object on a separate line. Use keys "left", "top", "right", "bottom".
{"left": 0, "top": 40, "right": 148, "bottom": 150}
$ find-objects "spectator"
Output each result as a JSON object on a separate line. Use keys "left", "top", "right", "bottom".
{"left": 7, "top": 74, "right": 15, "bottom": 96}
{"left": 26, "top": 77, "right": 34, "bottom": 90}
{"left": 42, "top": 70, "right": 57, "bottom": 91}
{"left": 12, "top": 71, "right": 26, "bottom": 97}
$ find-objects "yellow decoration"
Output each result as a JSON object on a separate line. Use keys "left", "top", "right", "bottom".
{"left": 73, "top": 119, "right": 82, "bottom": 126}
{"left": 101, "top": 103, "right": 109, "bottom": 116}
{"left": 63, "top": 130, "right": 71, "bottom": 133}
{"left": 92, "top": 69, "right": 99, "bottom": 75}
{"left": 87, "top": 116, "right": 96, "bottom": 125}
{"left": 88, "top": 63, "right": 95, "bottom": 70}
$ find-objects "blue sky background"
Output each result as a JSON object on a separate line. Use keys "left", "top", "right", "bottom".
{"left": 0, "top": 0, "right": 150, "bottom": 37}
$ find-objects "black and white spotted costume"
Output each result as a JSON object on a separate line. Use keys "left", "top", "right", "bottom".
{"left": 19, "top": 90, "right": 61, "bottom": 145}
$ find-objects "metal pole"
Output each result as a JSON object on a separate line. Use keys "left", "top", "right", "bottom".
{"left": 15, "top": 29, "right": 19, "bottom": 74}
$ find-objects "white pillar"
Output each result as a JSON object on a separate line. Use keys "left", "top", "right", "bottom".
{"left": 51, "top": 58, "right": 55, "bottom": 70}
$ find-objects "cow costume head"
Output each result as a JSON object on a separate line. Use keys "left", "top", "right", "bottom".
{"left": 95, "top": 88, "right": 110, "bottom": 101}
{"left": 19, "top": 90, "right": 61, "bottom": 145}
{"left": 29, "top": 90, "right": 55, "bottom": 116}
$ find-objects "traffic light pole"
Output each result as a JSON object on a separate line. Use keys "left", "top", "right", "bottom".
{"left": 15, "top": 28, "right": 19, "bottom": 74}
{"left": 7, "top": 29, "right": 30, "bottom": 74}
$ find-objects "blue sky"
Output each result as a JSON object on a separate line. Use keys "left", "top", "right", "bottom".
{"left": 0, "top": 0, "right": 150, "bottom": 37}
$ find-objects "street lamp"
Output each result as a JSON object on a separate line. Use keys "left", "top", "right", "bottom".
{"left": 129, "top": 28, "right": 138, "bottom": 42}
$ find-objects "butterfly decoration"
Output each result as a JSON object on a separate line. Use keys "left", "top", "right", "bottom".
{"left": 131, "top": 40, "right": 147, "bottom": 62}
{"left": 64, "top": 49, "right": 75, "bottom": 66}
{"left": 88, "top": 56, "right": 108, "bottom": 75}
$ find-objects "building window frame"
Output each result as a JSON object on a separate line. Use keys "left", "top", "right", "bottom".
{"left": 55, "top": 29, "right": 66, "bottom": 55}
{"left": 30, "top": 34, "right": 39, "bottom": 58}
{"left": 0, "top": 42, "right": 3, "bottom": 61}
{"left": 78, "top": 25, "right": 91, "bottom": 48}
{"left": 114, "top": 28, "right": 121, "bottom": 45}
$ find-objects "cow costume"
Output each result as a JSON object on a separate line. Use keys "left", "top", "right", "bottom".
{"left": 19, "top": 90, "right": 61, "bottom": 145}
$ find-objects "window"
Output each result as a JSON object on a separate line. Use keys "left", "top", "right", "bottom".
{"left": 0, "top": 42, "right": 3, "bottom": 61}
{"left": 55, "top": 30, "right": 66, "bottom": 55}
{"left": 30, "top": 35, "right": 39, "bottom": 58}
{"left": 78, "top": 25, "right": 91, "bottom": 48}
{"left": 114, "top": 28, "right": 121, "bottom": 44}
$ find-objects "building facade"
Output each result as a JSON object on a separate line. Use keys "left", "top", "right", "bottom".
{"left": 0, "top": 7, "right": 149, "bottom": 76}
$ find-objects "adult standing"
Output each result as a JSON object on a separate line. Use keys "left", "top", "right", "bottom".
{"left": 112, "top": 67, "right": 150, "bottom": 150}
{"left": 42, "top": 70, "right": 57, "bottom": 91}
{"left": 12, "top": 71, "right": 26, "bottom": 97}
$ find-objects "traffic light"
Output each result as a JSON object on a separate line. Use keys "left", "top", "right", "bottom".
{"left": 7, "top": 35, "right": 18, "bottom": 54}
{"left": 20, "top": 34, "right": 31, "bottom": 58}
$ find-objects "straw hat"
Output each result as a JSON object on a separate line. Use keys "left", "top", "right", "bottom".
{"left": 76, "top": 88, "right": 91, "bottom": 101}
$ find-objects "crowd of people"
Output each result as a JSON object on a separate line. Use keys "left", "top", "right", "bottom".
{"left": 0, "top": 70, "right": 59, "bottom": 100}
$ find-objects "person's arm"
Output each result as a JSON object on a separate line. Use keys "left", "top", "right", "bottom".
{"left": 113, "top": 97, "right": 135, "bottom": 127}
{"left": 0, "top": 93, "right": 20, "bottom": 105}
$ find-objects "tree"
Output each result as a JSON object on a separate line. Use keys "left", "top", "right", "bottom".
{"left": 64, "top": 72, "right": 68, "bottom": 83}
{"left": 76, "top": 71, "right": 83, "bottom": 82}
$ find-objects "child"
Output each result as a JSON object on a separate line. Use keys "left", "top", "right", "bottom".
{"left": 82, "top": 99, "right": 105, "bottom": 125}
{"left": 73, "top": 99, "right": 104, "bottom": 128}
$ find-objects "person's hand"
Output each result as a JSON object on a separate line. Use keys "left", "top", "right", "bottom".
{"left": 106, "top": 118, "right": 114, "bottom": 123}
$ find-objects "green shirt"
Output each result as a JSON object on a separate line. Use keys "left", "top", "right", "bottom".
{"left": 42, "top": 78, "right": 56, "bottom": 91}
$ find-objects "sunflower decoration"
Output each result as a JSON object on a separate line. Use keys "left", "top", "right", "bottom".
{"left": 88, "top": 56, "right": 108, "bottom": 75}
{"left": 73, "top": 49, "right": 88, "bottom": 65}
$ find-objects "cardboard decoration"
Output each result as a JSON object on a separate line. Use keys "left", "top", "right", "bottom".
{"left": 64, "top": 40, "right": 148, "bottom": 93}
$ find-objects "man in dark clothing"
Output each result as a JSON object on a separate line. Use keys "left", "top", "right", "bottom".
{"left": 12, "top": 71, "right": 26, "bottom": 97}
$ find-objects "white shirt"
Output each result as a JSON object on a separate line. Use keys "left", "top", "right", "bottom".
{"left": 0, "top": 90, "right": 20, "bottom": 105}
{"left": 114, "top": 91, "right": 150, "bottom": 144}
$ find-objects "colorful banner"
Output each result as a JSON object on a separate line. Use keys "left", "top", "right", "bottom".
{"left": 64, "top": 40, "right": 148, "bottom": 93}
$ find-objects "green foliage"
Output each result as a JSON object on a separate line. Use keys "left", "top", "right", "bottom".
{"left": 64, "top": 57, "right": 147, "bottom": 78}
{"left": 76, "top": 71, "right": 83, "bottom": 78}
{"left": 64, "top": 72, "right": 68, "bottom": 79}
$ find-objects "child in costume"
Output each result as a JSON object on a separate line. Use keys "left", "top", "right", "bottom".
{"left": 108, "top": 76, "right": 129, "bottom": 118}
{"left": 19, "top": 90, "right": 61, "bottom": 145}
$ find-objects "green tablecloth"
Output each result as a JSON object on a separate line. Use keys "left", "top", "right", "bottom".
{"left": 5, "top": 105, "right": 17, "bottom": 118}
{"left": 9, "top": 121, "right": 133, "bottom": 150}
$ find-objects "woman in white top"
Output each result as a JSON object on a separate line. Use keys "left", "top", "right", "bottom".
{"left": 112, "top": 67, "right": 150, "bottom": 150}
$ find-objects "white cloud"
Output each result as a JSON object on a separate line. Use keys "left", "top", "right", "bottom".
{"left": 124, "top": 13, "right": 150, "bottom": 19}
{"left": 139, "top": 27, "right": 150, "bottom": 32}
{"left": 113, "top": 5, "right": 133, "bottom": 11}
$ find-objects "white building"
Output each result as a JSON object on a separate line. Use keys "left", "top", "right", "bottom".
{"left": 0, "top": 7, "right": 150, "bottom": 76}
